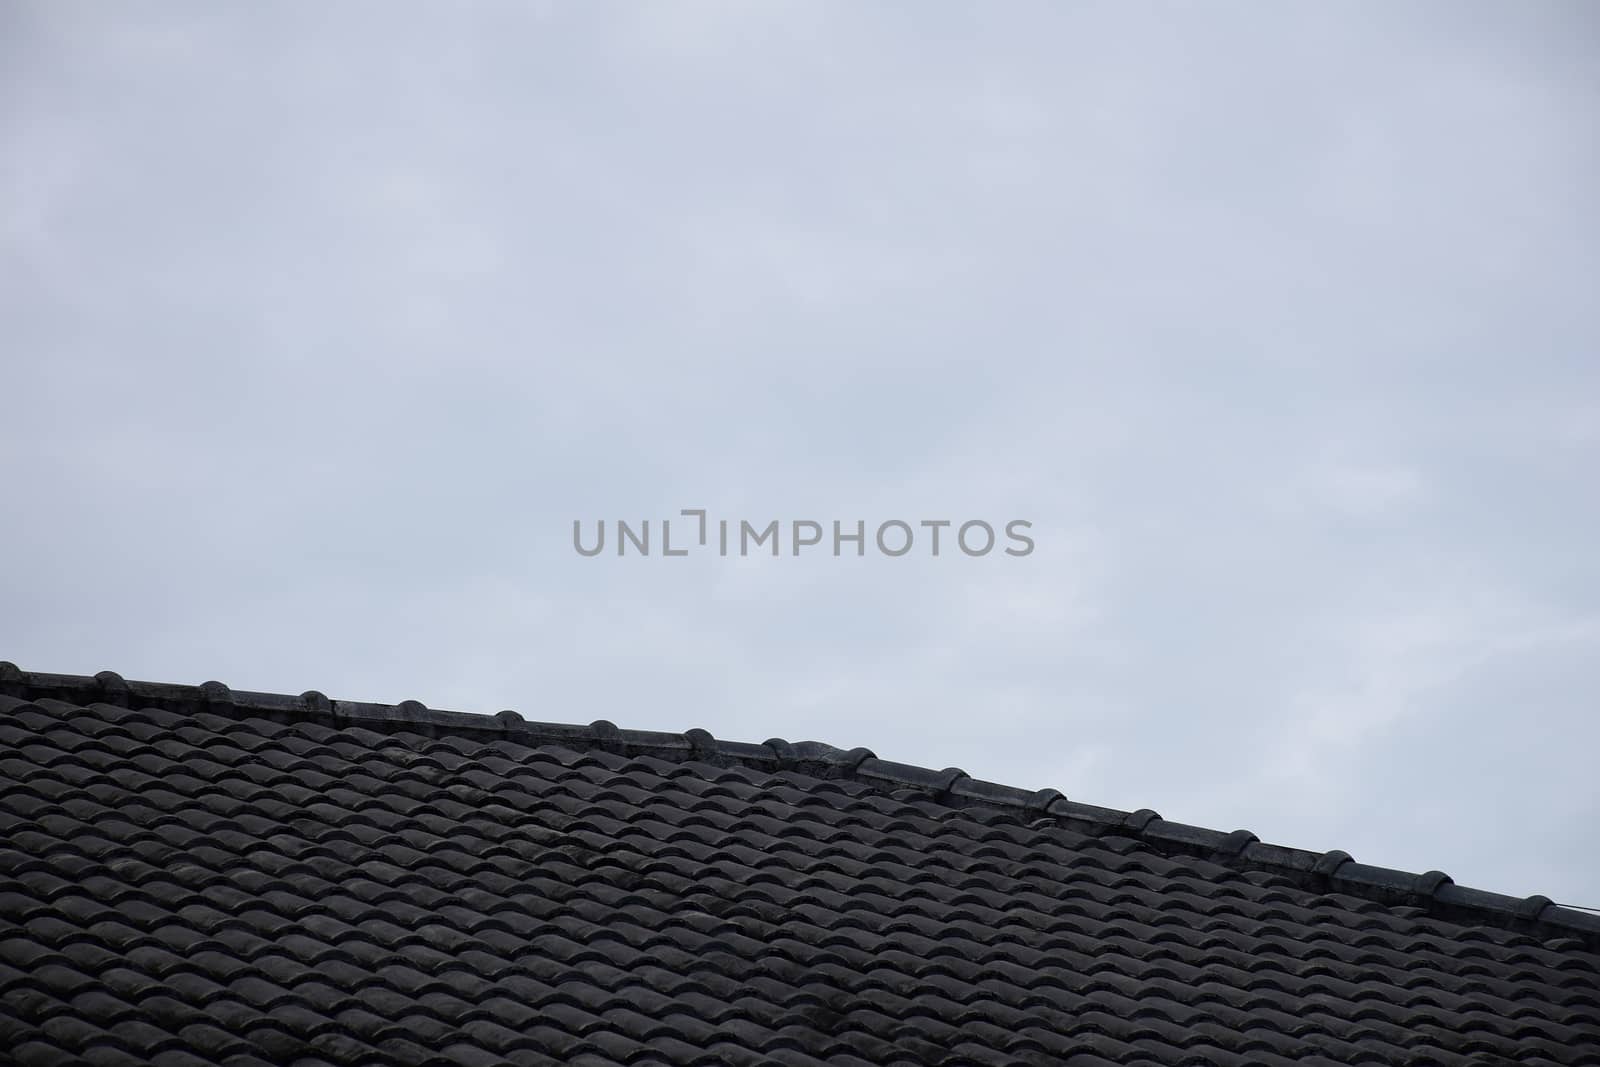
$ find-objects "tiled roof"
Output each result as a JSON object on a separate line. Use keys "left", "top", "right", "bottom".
{"left": 2, "top": 664, "right": 1598, "bottom": 1066}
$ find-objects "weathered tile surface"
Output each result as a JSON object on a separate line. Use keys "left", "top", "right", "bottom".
{"left": 1, "top": 668, "right": 1598, "bottom": 1065}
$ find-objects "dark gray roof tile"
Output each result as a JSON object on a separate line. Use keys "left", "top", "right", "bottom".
{"left": 2, "top": 668, "right": 1599, "bottom": 1065}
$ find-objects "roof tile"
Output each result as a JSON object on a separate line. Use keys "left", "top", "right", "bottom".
{"left": 2, "top": 668, "right": 1598, "bottom": 1065}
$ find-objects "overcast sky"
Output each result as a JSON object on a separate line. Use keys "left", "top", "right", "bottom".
{"left": 3, "top": 2, "right": 1597, "bottom": 906}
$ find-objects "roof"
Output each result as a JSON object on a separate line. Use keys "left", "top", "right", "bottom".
{"left": 2, "top": 664, "right": 1598, "bottom": 1066}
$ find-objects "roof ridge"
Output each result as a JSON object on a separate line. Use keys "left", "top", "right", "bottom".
{"left": 4, "top": 662, "right": 1597, "bottom": 951}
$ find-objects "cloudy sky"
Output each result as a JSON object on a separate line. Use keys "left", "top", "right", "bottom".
{"left": 4, "top": 2, "right": 1597, "bottom": 906}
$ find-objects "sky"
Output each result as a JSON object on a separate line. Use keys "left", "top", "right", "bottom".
{"left": 3, "top": 2, "right": 1597, "bottom": 906}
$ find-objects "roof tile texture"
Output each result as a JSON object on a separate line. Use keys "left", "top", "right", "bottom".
{"left": 2, "top": 690, "right": 1599, "bottom": 1065}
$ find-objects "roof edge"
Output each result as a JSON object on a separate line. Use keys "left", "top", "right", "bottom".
{"left": 4, "top": 662, "right": 1597, "bottom": 951}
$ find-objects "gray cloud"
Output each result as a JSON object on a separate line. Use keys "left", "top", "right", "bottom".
{"left": 3, "top": 1, "right": 1597, "bottom": 903}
